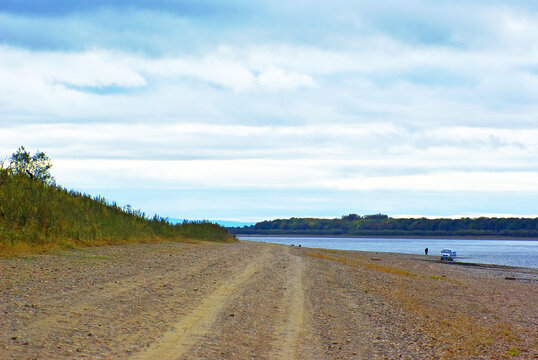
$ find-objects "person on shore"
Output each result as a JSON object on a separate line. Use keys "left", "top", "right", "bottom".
{"left": 425, "top": 248, "right": 428, "bottom": 255}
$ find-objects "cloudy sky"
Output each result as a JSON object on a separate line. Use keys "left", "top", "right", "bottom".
{"left": 1, "top": 0, "right": 537, "bottom": 222}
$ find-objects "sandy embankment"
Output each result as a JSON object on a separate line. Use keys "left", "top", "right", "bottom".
{"left": 0, "top": 241, "right": 536, "bottom": 359}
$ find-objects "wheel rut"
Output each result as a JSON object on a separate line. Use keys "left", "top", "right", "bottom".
{"left": 269, "top": 250, "right": 307, "bottom": 360}
{"left": 134, "top": 248, "right": 271, "bottom": 360}
{"left": 26, "top": 248, "right": 230, "bottom": 334}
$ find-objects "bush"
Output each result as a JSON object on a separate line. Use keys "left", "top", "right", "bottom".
{"left": 0, "top": 168, "right": 233, "bottom": 253}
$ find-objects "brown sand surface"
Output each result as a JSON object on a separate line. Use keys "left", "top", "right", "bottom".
{"left": 0, "top": 240, "right": 536, "bottom": 359}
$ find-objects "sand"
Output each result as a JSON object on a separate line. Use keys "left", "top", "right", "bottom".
{"left": 1, "top": 240, "right": 536, "bottom": 359}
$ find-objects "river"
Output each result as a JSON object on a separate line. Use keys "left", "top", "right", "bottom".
{"left": 238, "top": 235, "right": 538, "bottom": 269}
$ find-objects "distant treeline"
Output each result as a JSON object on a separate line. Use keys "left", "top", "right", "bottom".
{"left": 231, "top": 214, "right": 538, "bottom": 238}
{"left": 0, "top": 169, "right": 234, "bottom": 254}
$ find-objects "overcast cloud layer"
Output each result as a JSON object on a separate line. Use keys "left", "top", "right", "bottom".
{"left": 1, "top": 0, "right": 537, "bottom": 220}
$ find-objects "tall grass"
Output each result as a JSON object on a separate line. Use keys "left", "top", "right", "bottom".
{"left": 0, "top": 169, "right": 234, "bottom": 255}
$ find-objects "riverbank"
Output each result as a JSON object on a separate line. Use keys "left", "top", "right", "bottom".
{"left": 236, "top": 233, "right": 538, "bottom": 240}
{"left": 1, "top": 241, "right": 536, "bottom": 359}
{"left": 239, "top": 235, "right": 538, "bottom": 269}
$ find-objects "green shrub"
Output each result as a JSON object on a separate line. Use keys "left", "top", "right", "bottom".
{"left": 0, "top": 169, "right": 233, "bottom": 252}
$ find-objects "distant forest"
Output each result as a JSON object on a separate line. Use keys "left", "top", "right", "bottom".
{"left": 231, "top": 214, "right": 538, "bottom": 238}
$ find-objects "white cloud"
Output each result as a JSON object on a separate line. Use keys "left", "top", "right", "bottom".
{"left": 50, "top": 157, "right": 538, "bottom": 193}
{"left": 320, "top": 171, "right": 538, "bottom": 192}
{"left": 257, "top": 66, "right": 317, "bottom": 91}
{"left": 2, "top": 35, "right": 538, "bottom": 127}
{"left": 423, "top": 127, "right": 538, "bottom": 148}
{"left": 0, "top": 46, "right": 146, "bottom": 89}
{"left": 48, "top": 51, "right": 146, "bottom": 88}
{"left": 1, "top": 122, "right": 536, "bottom": 173}
{"left": 492, "top": 9, "right": 538, "bottom": 51}
{"left": 141, "top": 56, "right": 256, "bottom": 92}
{"left": 2, "top": 2, "right": 538, "bottom": 219}
{"left": 137, "top": 53, "right": 317, "bottom": 92}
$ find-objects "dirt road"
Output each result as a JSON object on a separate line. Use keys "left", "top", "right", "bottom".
{"left": 1, "top": 241, "right": 536, "bottom": 359}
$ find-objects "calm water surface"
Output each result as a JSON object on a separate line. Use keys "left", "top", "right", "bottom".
{"left": 239, "top": 236, "right": 538, "bottom": 269}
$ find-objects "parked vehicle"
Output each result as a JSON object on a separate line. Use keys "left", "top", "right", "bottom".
{"left": 440, "top": 249, "right": 456, "bottom": 261}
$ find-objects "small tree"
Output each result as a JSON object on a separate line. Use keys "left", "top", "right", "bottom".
{"left": 9, "top": 146, "right": 55, "bottom": 184}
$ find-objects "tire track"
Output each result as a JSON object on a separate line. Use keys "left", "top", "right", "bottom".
{"left": 6, "top": 243, "right": 253, "bottom": 359}
{"left": 269, "top": 249, "right": 307, "bottom": 360}
{"left": 27, "top": 249, "right": 228, "bottom": 332}
{"left": 134, "top": 247, "right": 271, "bottom": 360}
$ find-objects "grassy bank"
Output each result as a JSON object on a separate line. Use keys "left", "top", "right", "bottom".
{"left": 0, "top": 169, "right": 234, "bottom": 256}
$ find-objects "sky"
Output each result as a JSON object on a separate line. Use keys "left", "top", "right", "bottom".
{"left": 1, "top": 0, "right": 537, "bottom": 222}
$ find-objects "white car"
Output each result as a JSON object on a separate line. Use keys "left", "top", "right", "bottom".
{"left": 440, "top": 249, "right": 456, "bottom": 261}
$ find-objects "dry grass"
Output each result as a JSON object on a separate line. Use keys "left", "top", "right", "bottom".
{"left": 304, "top": 249, "right": 530, "bottom": 358}
{"left": 0, "top": 235, "right": 202, "bottom": 258}
{"left": 305, "top": 251, "right": 416, "bottom": 277}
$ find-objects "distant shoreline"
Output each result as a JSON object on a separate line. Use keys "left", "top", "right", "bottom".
{"left": 230, "top": 215, "right": 538, "bottom": 239}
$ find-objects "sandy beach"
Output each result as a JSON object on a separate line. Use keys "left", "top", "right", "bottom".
{"left": 1, "top": 241, "right": 536, "bottom": 359}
